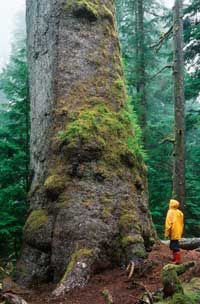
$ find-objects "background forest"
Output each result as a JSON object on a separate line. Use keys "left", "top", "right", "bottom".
{"left": 0, "top": 0, "right": 199, "bottom": 260}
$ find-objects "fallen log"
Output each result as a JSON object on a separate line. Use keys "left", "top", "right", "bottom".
{"left": 162, "top": 261, "right": 195, "bottom": 298}
{"left": 161, "top": 238, "right": 200, "bottom": 250}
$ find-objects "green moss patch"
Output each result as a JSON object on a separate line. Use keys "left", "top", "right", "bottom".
{"left": 65, "top": 0, "right": 98, "bottom": 21}
{"left": 44, "top": 174, "right": 65, "bottom": 199}
{"left": 119, "top": 214, "right": 135, "bottom": 231}
{"left": 157, "top": 290, "right": 200, "bottom": 304}
{"left": 134, "top": 249, "right": 147, "bottom": 259}
{"left": 162, "top": 264, "right": 184, "bottom": 297}
{"left": 121, "top": 235, "right": 143, "bottom": 247}
{"left": 171, "top": 293, "right": 195, "bottom": 304}
{"left": 119, "top": 207, "right": 140, "bottom": 231}
{"left": 65, "top": 0, "right": 114, "bottom": 22}
{"left": 112, "top": 77, "right": 126, "bottom": 103}
{"left": 61, "top": 248, "right": 93, "bottom": 282}
{"left": 58, "top": 103, "right": 144, "bottom": 175}
{"left": 24, "top": 209, "right": 48, "bottom": 233}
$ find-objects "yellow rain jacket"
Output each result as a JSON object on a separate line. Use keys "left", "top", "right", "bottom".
{"left": 165, "top": 199, "right": 184, "bottom": 240}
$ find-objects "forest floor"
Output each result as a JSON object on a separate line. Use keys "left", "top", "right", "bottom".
{"left": 7, "top": 242, "right": 200, "bottom": 304}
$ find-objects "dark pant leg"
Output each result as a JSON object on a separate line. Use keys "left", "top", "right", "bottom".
{"left": 170, "top": 240, "right": 180, "bottom": 252}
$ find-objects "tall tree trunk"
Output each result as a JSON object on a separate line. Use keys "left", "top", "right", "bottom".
{"left": 173, "top": 0, "right": 185, "bottom": 208}
{"left": 25, "top": 78, "right": 30, "bottom": 194}
{"left": 136, "top": 0, "right": 146, "bottom": 139}
{"left": 16, "top": 0, "right": 154, "bottom": 293}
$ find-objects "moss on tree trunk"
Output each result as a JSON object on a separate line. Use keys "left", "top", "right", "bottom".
{"left": 16, "top": 0, "right": 155, "bottom": 293}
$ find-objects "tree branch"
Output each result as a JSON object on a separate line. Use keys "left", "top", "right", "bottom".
{"left": 151, "top": 26, "right": 173, "bottom": 52}
{"left": 150, "top": 64, "right": 173, "bottom": 81}
{"left": 145, "top": 11, "right": 165, "bottom": 18}
{"left": 160, "top": 134, "right": 175, "bottom": 144}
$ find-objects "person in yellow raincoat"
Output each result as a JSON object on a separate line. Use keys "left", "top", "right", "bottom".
{"left": 165, "top": 199, "right": 184, "bottom": 264}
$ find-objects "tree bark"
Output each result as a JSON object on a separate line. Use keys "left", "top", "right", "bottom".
{"left": 16, "top": 0, "right": 155, "bottom": 293}
{"left": 172, "top": 0, "right": 185, "bottom": 208}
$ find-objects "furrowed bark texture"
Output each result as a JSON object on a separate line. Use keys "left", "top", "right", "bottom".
{"left": 16, "top": 0, "right": 155, "bottom": 292}
{"left": 173, "top": 0, "right": 185, "bottom": 208}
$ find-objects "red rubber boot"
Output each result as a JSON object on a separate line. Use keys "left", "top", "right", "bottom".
{"left": 174, "top": 251, "right": 181, "bottom": 264}
{"left": 172, "top": 251, "right": 176, "bottom": 262}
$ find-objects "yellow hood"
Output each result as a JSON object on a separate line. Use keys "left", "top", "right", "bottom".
{"left": 165, "top": 199, "right": 184, "bottom": 240}
{"left": 169, "top": 199, "right": 180, "bottom": 209}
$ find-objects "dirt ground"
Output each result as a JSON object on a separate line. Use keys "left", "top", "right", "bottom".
{"left": 8, "top": 242, "right": 200, "bottom": 304}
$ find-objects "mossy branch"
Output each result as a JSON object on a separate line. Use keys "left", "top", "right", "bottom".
{"left": 150, "top": 26, "right": 173, "bottom": 52}
{"left": 160, "top": 134, "right": 175, "bottom": 144}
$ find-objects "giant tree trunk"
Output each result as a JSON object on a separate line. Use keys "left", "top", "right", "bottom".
{"left": 16, "top": 0, "right": 154, "bottom": 293}
{"left": 172, "top": 0, "right": 185, "bottom": 208}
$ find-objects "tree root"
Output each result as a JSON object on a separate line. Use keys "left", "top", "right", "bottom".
{"left": 126, "top": 261, "right": 135, "bottom": 279}
{"left": 1, "top": 292, "right": 28, "bottom": 304}
{"left": 126, "top": 260, "right": 154, "bottom": 279}
{"left": 52, "top": 253, "right": 94, "bottom": 297}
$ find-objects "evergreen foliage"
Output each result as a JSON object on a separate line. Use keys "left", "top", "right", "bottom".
{"left": 183, "top": 0, "right": 200, "bottom": 235}
{"left": 0, "top": 0, "right": 199, "bottom": 263}
{"left": 0, "top": 29, "right": 29, "bottom": 258}
{"left": 116, "top": 0, "right": 200, "bottom": 236}
{"left": 116, "top": 0, "right": 174, "bottom": 236}
{"left": 184, "top": 0, "right": 200, "bottom": 100}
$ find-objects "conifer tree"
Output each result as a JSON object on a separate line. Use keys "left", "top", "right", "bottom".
{"left": 172, "top": 0, "right": 185, "bottom": 208}
{"left": 0, "top": 22, "right": 29, "bottom": 258}
{"left": 16, "top": 0, "right": 155, "bottom": 294}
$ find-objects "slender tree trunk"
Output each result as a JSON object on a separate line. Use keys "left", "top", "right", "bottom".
{"left": 25, "top": 78, "right": 30, "bottom": 194}
{"left": 135, "top": 0, "right": 139, "bottom": 91}
{"left": 172, "top": 0, "right": 185, "bottom": 208}
{"left": 16, "top": 0, "right": 154, "bottom": 293}
{"left": 136, "top": 0, "right": 147, "bottom": 140}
